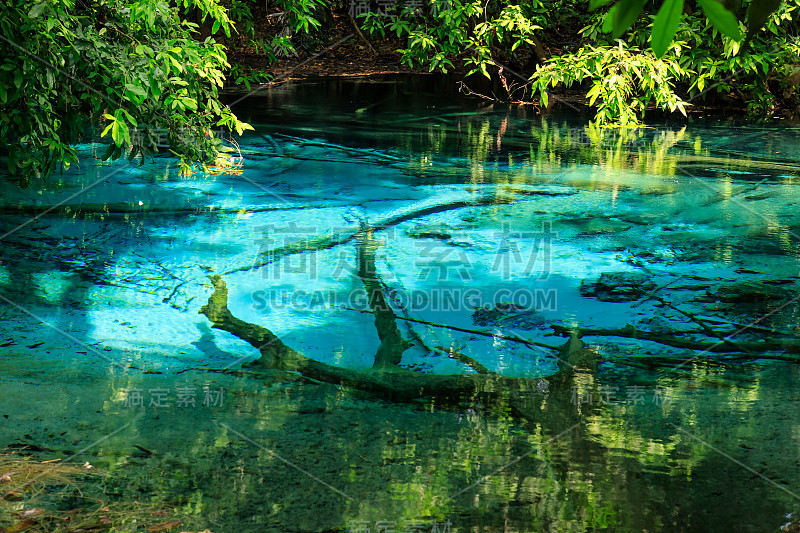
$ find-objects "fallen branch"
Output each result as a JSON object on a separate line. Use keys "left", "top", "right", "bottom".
{"left": 200, "top": 275, "right": 584, "bottom": 403}
{"left": 273, "top": 133, "right": 402, "bottom": 162}
{"left": 356, "top": 227, "right": 413, "bottom": 367}
{"left": 223, "top": 196, "right": 512, "bottom": 275}
{"left": 695, "top": 314, "right": 797, "bottom": 337}
{"left": 348, "top": 13, "right": 377, "bottom": 55}
{"left": 551, "top": 324, "right": 800, "bottom": 356}
{"left": 435, "top": 346, "right": 493, "bottom": 375}
{"left": 340, "top": 306, "right": 560, "bottom": 352}
{"left": 646, "top": 294, "right": 750, "bottom": 354}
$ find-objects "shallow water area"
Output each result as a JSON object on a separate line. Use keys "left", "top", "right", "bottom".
{"left": 1, "top": 76, "right": 800, "bottom": 532}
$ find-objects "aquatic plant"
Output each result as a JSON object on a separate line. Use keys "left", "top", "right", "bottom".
{"left": 0, "top": 452, "right": 209, "bottom": 532}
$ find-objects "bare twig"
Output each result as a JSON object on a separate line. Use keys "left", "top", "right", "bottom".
{"left": 435, "top": 345, "right": 494, "bottom": 374}
{"left": 341, "top": 306, "right": 560, "bottom": 352}
{"left": 348, "top": 13, "right": 377, "bottom": 55}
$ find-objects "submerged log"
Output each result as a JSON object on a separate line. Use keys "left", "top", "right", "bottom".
{"left": 341, "top": 306, "right": 561, "bottom": 351}
{"left": 356, "top": 227, "right": 413, "bottom": 368}
{"left": 199, "top": 275, "right": 594, "bottom": 403}
{"left": 435, "top": 346, "right": 494, "bottom": 375}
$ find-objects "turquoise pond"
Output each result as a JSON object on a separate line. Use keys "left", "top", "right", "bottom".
{"left": 1, "top": 75, "right": 800, "bottom": 532}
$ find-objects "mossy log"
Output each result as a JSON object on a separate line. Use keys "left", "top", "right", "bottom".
{"left": 199, "top": 275, "right": 598, "bottom": 404}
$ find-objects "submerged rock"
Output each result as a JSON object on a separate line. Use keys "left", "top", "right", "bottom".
{"left": 706, "top": 280, "right": 793, "bottom": 303}
{"left": 563, "top": 216, "right": 632, "bottom": 235}
{"left": 617, "top": 213, "right": 663, "bottom": 226}
{"left": 472, "top": 305, "right": 506, "bottom": 326}
{"left": 472, "top": 303, "right": 546, "bottom": 329}
{"left": 580, "top": 272, "right": 656, "bottom": 302}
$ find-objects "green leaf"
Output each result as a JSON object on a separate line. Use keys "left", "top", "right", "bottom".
{"left": 28, "top": 3, "right": 47, "bottom": 18}
{"left": 124, "top": 83, "right": 146, "bottom": 96}
{"left": 697, "top": 0, "right": 743, "bottom": 40}
{"left": 101, "top": 143, "right": 116, "bottom": 161}
{"left": 121, "top": 109, "right": 138, "bottom": 127}
{"left": 603, "top": 4, "right": 619, "bottom": 33}
{"left": 112, "top": 121, "right": 122, "bottom": 146}
{"left": 612, "top": 0, "right": 647, "bottom": 38}
{"left": 168, "top": 55, "right": 183, "bottom": 73}
{"left": 211, "top": 19, "right": 221, "bottom": 34}
{"left": 745, "top": 0, "right": 781, "bottom": 40}
{"left": 149, "top": 77, "right": 162, "bottom": 98}
{"left": 182, "top": 97, "right": 197, "bottom": 111}
{"left": 651, "top": 0, "right": 684, "bottom": 57}
{"left": 587, "top": 83, "right": 602, "bottom": 105}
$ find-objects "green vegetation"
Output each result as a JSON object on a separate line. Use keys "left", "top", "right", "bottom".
{"left": 360, "top": 0, "right": 800, "bottom": 124}
{"left": 532, "top": 0, "right": 800, "bottom": 123}
{"left": 0, "top": 0, "right": 257, "bottom": 180}
{"left": 1, "top": 0, "right": 798, "bottom": 179}
{"left": 0, "top": 453, "right": 199, "bottom": 532}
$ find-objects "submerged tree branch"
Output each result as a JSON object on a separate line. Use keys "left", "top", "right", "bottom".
{"left": 435, "top": 345, "right": 494, "bottom": 374}
{"left": 341, "top": 306, "right": 561, "bottom": 352}
{"left": 356, "top": 227, "right": 413, "bottom": 367}
{"left": 199, "top": 275, "right": 585, "bottom": 403}
{"left": 551, "top": 324, "right": 800, "bottom": 356}
{"left": 223, "top": 196, "right": 512, "bottom": 275}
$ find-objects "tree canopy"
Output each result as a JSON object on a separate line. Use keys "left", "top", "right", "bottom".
{"left": 0, "top": 0, "right": 256, "bottom": 181}
{"left": 1, "top": 0, "right": 798, "bottom": 180}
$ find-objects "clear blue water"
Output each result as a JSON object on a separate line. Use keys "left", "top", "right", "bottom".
{"left": 1, "top": 76, "right": 800, "bottom": 532}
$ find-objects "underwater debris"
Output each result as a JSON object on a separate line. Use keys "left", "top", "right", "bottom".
{"left": 579, "top": 272, "right": 656, "bottom": 302}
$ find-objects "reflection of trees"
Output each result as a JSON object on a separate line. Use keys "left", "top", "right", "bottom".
{"left": 89, "top": 359, "right": 797, "bottom": 531}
